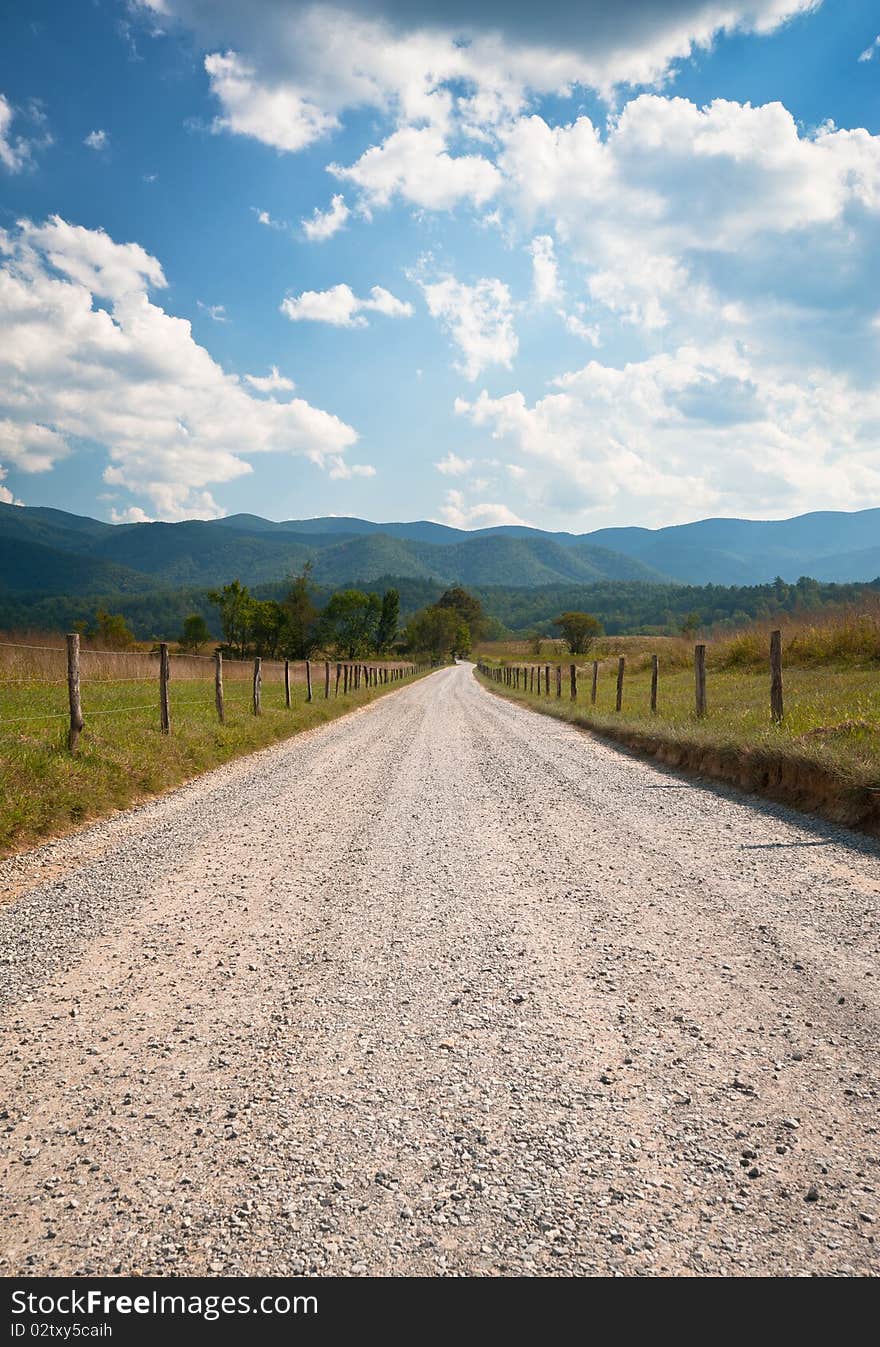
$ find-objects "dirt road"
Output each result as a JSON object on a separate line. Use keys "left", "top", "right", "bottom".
{"left": 1, "top": 663, "right": 878, "bottom": 1276}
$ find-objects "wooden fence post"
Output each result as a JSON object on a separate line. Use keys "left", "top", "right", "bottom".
{"left": 570, "top": 663, "right": 577, "bottom": 700}
{"left": 306, "top": 659, "right": 313, "bottom": 702}
{"left": 284, "top": 659, "right": 291, "bottom": 709}
{"left": 324, "top": 660, "right": 330, "bottom": 698}
{"left": 545, "top": 664, "right": 551, "bottom": 696}
{"left": 616, "top": 656, "right": 625, "bottom": 712}
{"left": 252, "top": 657, "right": 262, "bottom": 716}
{"left": 650, "top": 654, "right": 659, "bottom": 714}
{"left": 215, "top": 649, "right": 225, "bottom": 723}
{"left": 335, "top": 662, "right": 341, "bottom": 697}
{"left": 591, "top": 660, "right": 599, "bottom": 705}
{"left": 159, "top": 642, "right": 171, "bottom": 733}
{"left": 556, "top": 664, "right": 562, "bottom": 698}
{"left": 66, "top": 632, "right": 84, "bottom": 751}
{"left": 695, "top": 643, "right": 707, "bottom": 718}
{"left": 770, "top": 629, "right": 784, "bottom": 723}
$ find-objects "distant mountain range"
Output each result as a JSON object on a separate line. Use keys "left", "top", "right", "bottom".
{"left": 1, "top": 502, "right": 879, "bottom": 597}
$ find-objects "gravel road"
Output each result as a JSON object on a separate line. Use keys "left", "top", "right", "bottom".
{"left": 1, "top": 662, "right": 878, "bottom": 1277}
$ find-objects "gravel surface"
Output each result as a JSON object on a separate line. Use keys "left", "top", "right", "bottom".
{"left": 1, "top": 662, "right": 878, "bottom": 1277}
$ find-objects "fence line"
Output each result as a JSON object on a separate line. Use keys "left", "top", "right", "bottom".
{"left": 476, "top": 628, "right": 787, "bottom": 726}
{"left": 0, "top": 636, "right": 430, "bottom": 749}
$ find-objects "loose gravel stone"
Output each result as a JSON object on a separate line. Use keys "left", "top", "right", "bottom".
{"left": 0, "top": 663, "right": 878, "bottom": 1276}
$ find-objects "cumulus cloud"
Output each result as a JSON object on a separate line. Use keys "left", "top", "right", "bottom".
{"left": 434, "top": 452, "right": 474, "bottom": 476}
{"left": 302, "top": 194, "right": 350, "bottom": 241}
{"left": 331, "top": 126, "right": 501, "bottom": 210}
{"left": 197, "top": 300, "right": 228, "bottom": 322}
{"left": 530, "top": 235, "right": 562, "bottom": 305}
{"left": 251, "top": 205, "right": 286, "bottom": 229}
{"left": 204, "top": 50, "right": 337, "bottom": 152}
{"left": 280, "top": 282, "right": 413, "bottom": 326}
{"left": 419, "top": 274, "right": 518, "bottom": 379}
{"left": 84, "top": 129, "right": 109, "bottom": 150}
{"left": 455, "top": 341, "right": 880, "bottom": 527}
{"left": 0, "top": 217, "right": 359, "bottom": 519}
{"left": 438, "top": 488, "right": 527, "bottom": 528}
{"left": 136, "top": 2, "right": 821, "bottom": 148}
{"left": 0, "top": 93, "right": 48, "bottom": 172}
{"left": 245, "top": 365, "right": 295, "bottom": 393}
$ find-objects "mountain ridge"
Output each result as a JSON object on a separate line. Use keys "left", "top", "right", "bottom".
{"left": 1, "top": 502, "right": 879, "bottom": 593}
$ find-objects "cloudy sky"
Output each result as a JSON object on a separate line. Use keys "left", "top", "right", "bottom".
{"left": 0, "top": 0, "right": 878, "bottom": 530}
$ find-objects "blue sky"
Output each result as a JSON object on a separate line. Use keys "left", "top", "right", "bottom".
{"left": 0, "top": 0, "right": 878, "bottom": 531}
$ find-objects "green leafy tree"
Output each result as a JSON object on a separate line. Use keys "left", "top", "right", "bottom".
{"left": 178, "top": 613, "right": 212, "bottom": 652}
{"left": 404, "top": 604, "right": 459, "bottom": 660}
{"left": 282, "top": 562, "right": 318, "bottom": 658}
{"left": 376, "top": 588, "right": 400, "bottom": 653}
{"left": 554, "top": 611, "right": 603, "bottom": 655}
{"left": 318, "top": 589, "right": 382, "bottom": 658}
{"left": 250, "top": 599, "right": 287, "bottom": 658}
{"left": 208, "top": 580, "right": 254, "bottom": 658}
{"left": 437, "top": 586, "right": 486, "bottom": 640}
{"left": 94, "top": 608, "right": 136, "bottom": 650}
{"left": 454, "top": 621, "right": 472, "bottom": 658}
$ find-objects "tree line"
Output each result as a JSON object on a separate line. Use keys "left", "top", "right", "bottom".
{"left": 4, "top": 573, "right": 879, "bottom": 646}
{"left": 205, "top": 569, "right": 488, "bottom": 661}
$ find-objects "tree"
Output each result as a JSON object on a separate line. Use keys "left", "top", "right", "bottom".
{"left": 250, "top": 600, "right": 286, "bottom": 659}
{"left": 554, "top": 611, "right": 603, "bottom": 655}
{"left": 94, "top": 608, "right": 136, "bottom": 650}
{"left": 376, "top": 588, "right": 400, "bottom": 653}
{"left": 317, "top": 589, "right": 382, "bottom": 658}
{"left": 208, "top": 580, "right": 254, "bottom": 658}
{"left": 454, "top": 621, "right": 472, "bottom": 658}
{"left": 404, "top": 604, "right": 459, "bottom": 660}
{"left": 178, "top": 613, "right": 211, "bottom": 652}
{"left": 437, "top": 586, "right": 486, "bottom": 640}
{"left": 282, "top": 563, "right": 318, "bottom": 658}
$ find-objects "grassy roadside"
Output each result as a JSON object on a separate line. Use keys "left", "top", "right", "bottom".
{"left": 0, "top": 669, "right": 433, "bottom": 859}
{"left": 475, "top": 660, "right": 880, "bottom": 834}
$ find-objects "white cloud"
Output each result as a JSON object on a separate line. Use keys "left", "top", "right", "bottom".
{"left": 859, "top": 36, "right": 880, "bottom": 61}
{"left": 499, "top": 98, "right": 880, "bottom": 336}
{"left": 0, "top": 466, "right": 22, "bottom": 506}
{"left": 136, "top": 2, "right": 820, "bottom": 149}
{"left": 84, "top": 129, "right": 109, "bottom": 150}
{"left": 245, "top": 365, "right": 295, "bottom": 393}
{"left": 251, "top": 206, "right": 286, "bottom": 229}
{"left": 0, "top": 93, "right": 47, "bottom": 173}
{"left": 0, "top": 217, "right": 359, "bottom": 519}
{"left": 438, "top": 488, "right": 527, "bottom": 528}
{"left": 434, "top": 452, "right": 474, "bottom": 476}
{"left": 331, "top": 126, "right": 501, "bottom": 210}
{"left": 456, "top": 341, "right": 880, "bottom": 527}
{"left": 328, "top": 458, "right": 376, "bottom": 479}
{"left": 0, "top": 419, "right": 69, "bottom": 473}
{"left": 204, "top": 51, "right": 337, "bottom": 152}
{"left": 419, "top": 274, "right": 518, "bottom": 379}
{"left": 111, "top": 505, "right": 154, "bottom": 524}
{"left": 530, "top": 235, "right": 562, "bottom": 305}
{"left": 197, "top": 300, "right": 228, "bottom": 322}
{"left": 302, "top": 194, "right": 350, "bottom": 241}
{"left": 280, "top": 282, "right": 413, "bottom": 327}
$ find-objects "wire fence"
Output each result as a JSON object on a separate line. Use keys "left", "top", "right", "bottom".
{"left": 478, "top": 631, "right": 790, "bottom": 726}
{"left": 0, "top": 635, "right": 427, "bottom": 750}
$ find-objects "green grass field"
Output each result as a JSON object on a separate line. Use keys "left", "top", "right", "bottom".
{"left": 477, "top": 657, "right": 880, "bottom": 792}
{"left": 0, "top": 666, "right": 427, "bottom": 858}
